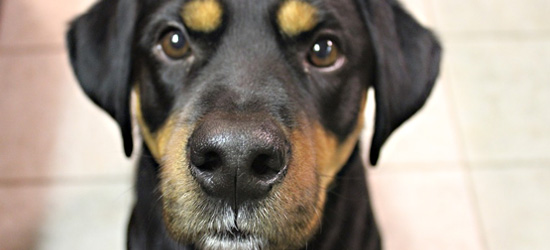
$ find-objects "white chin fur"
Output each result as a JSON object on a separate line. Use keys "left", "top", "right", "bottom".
{"left": 197, "top": 234, "right": 266, "bottom": 250}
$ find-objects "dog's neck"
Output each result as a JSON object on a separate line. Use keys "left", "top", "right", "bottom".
{"left": 304, "top": 146, "right": 381, "bottom": 250}
{"left": 128, "top": 144, "right": 380, "bottom": 250}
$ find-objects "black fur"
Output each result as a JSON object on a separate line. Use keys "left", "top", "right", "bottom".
{"left": 356, "top": 0, "right": 441, "bottom": 165}
{"left": 67, "top": 0, "right": 138, "bottom": 156}
{"left": 67, "top": 0, "right": 441, "bottom": 249}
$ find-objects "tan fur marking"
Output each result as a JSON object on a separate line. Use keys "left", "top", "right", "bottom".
{"left": 182, "top": 0, "right": 223, "bottom": 33}
{"left": 314, "top": 91, "right": 367, "bottom": 192}
{"left": 277, "top": 0, "right": 319, "bottom": 36}
{"left": 159, "top": 124, "right": 198, "bottom": 242}
{"left": 133, "top": 88, "right": 159, "bottom": 158}
{"left": 133, "top": 88, "right": 181, "bottom": 161}
{"left": 281, "top": 124, "right": 324, "bottom": 240}
{"left": 133, "top": 88, "right": 196, "bottom": 242}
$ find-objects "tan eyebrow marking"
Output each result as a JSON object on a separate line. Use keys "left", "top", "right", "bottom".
{"left": 277, "top": 0, "right": 319, "bottom": 37}
{"left": 181, "top": 0, "right": 223, "bottom": 33}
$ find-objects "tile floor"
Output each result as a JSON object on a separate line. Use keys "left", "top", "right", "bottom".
{"left": 0, "top": 0, "right": 549, "bottom": 249}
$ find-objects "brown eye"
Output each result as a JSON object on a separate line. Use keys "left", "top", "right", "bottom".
{"left": 160, "top": 30, "right": 190, "bottom": 59}
{"left": 308, "top": 38, "right": 340, "bottom": 67}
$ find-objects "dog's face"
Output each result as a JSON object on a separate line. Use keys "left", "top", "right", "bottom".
{"left": 134, "top": 1, "right": 371, "bottom": 247}
{"left": 68, "top": 0, "right": 440, "bottom": 248}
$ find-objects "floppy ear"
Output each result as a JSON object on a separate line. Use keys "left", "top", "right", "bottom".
{"left": 66, "top": 0, "right": 138, "bottom": 157}
{"left": 357, "top": 0, "right": 442, "bottom": 165}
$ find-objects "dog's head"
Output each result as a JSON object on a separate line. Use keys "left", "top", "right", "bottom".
{"left": 67, "top": 0, "right": 440, "bottom": 248}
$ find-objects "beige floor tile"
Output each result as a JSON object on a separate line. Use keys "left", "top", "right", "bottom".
{"left": 0, "top": 53, "right": 65, "bottom": 177}
{"left": 0, "top": 53, "right": 132, "bottom": 179}
{"left": 0, "top": 182, "right": 133, "bottom": 250}
{"left": 432, "top": 0, "right": 550, "bottom": 33}
{"left": 0, "top": 0, "right": 95, "bottom": 47}
{"left": 0, "top": 186, "right": 47, "bottom": 250}
{"left": 471, "top": 162, "right": 550, "bottom": 250}
{"left": 445, "top": 39, "right": 550, "bottom": 162}
{"left": 368, "top": 167, "right": 485, "bottom": 250}
{"left": 36, "top": 182, "right": 133, "bottom": 250}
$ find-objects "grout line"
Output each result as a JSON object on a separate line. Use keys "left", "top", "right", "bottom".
{"left": 465, "top": 158, "right": 550, "bottom": 169}
{"left": 0, "top": 174, "right": 133, "bottom": 188}
{"left": 421, "top": 0, "right": 550, "bottom": 41}
{"left": 461, "top": 168, "right": 491, "bottom": 250}
{"left": 440, "top": 31, "right": 550, "bottom": 42}
{"left": 0, "top": 0, "right": 4, "bottom": 41}
{"left": 372, "top": 161, "right": 463, "bottom": 172}
{"left": 0, "top": 44, "right": 66, "bottom": 56}
{"left": 441, "top": 65, "right": 491, "bottom": 250}
{"left": 368, "top": 157, "right": 550, "bottom": 174}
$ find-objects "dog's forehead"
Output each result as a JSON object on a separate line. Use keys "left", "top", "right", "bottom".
{"left": 178, "top": 0, "right": 325, "bottom": 36}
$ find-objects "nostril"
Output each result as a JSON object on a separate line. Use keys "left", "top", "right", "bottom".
{"left": 250, "top": 153, "right": 284, "bottom": 180}
{"left": 191, "top": 151, "right": 222, "bottom": 172}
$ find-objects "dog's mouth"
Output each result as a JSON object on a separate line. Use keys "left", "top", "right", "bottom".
{"left": 199, "top": 228, "right": 266, "bottom": 249}
{"left": 216, "top": 228, "right": 250, "bottom": 240}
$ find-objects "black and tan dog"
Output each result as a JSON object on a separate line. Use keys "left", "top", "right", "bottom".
{"left": 67, "top": 0, "right": 440, "bottom": 249}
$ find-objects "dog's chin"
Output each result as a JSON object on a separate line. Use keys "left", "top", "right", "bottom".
{"left": 196, "top": 230, "right": 266, "bottom": 250}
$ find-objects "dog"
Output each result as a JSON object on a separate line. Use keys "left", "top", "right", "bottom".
{"left": 67, "top": 0, "right": 441, "bottom": 249}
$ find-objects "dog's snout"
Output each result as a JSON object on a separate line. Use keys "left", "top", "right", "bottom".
{"left": 188, "top": 115, "right": 288, "bottom": 209}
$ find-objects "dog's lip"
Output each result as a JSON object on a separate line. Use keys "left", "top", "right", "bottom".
{"left": 201, "top": 228, "right": 267, "bottom": 249}
{"left": 204, "top": 227, "right": 260, "bottom": 243}
{"left": 213, "top": 228, "right": 251, "bottom": 240}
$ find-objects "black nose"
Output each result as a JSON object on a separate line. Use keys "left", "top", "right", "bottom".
{"left": 188, "top": 115, "right": 289, "bottom": 210}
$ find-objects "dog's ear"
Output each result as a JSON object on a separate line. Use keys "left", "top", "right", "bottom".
{"left": 66, "top": 0, "right": 139, "bottom": 157}
{"left": 357, "top": 0, "right": 442, "bottom": 165}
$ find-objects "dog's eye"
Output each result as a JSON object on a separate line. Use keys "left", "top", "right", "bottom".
{"left": 160, "top": 30, "right": 191, "bottom": 59}
{"left": 308, "top": 38, "right": 340, "bottom": 67}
